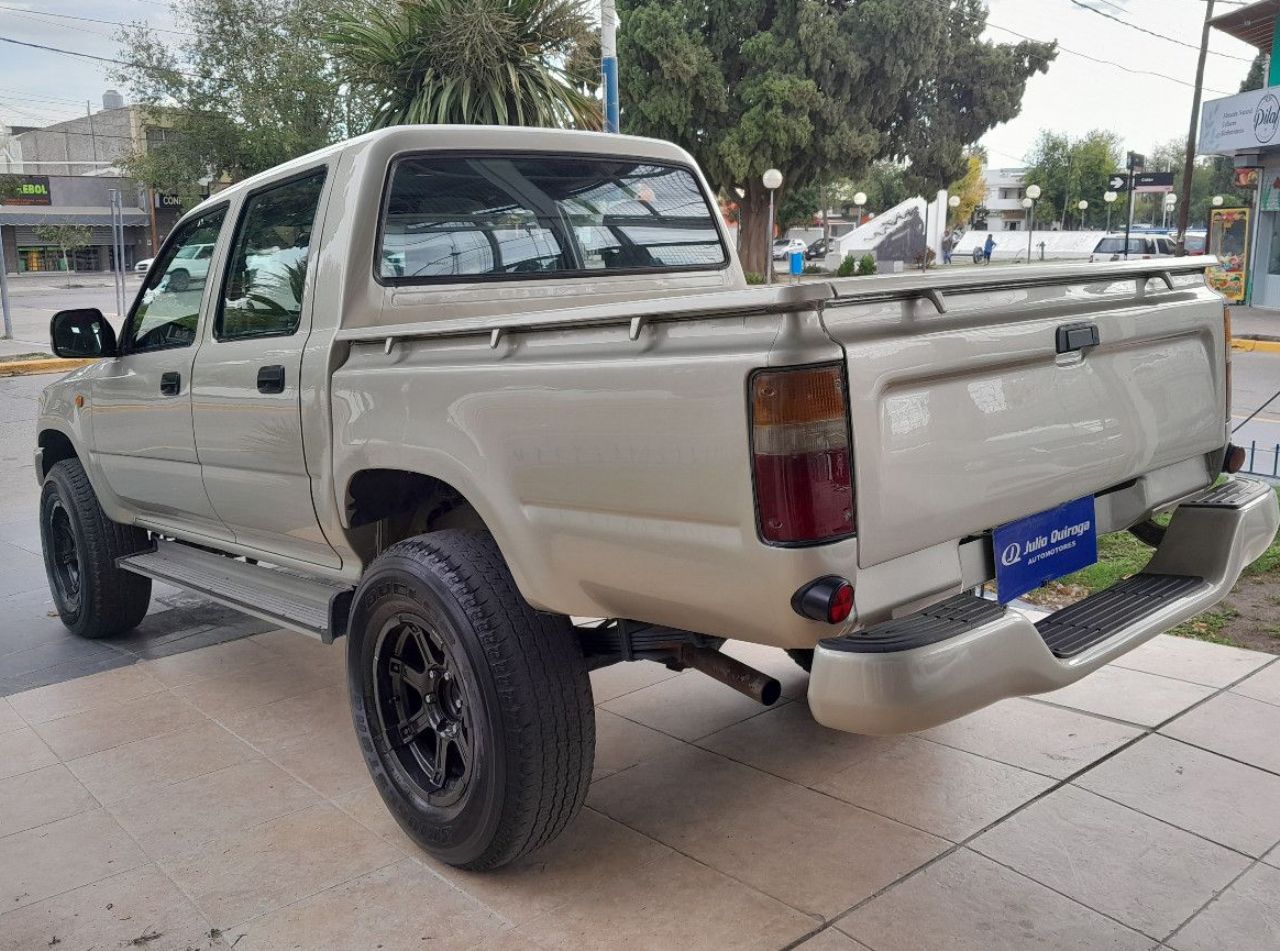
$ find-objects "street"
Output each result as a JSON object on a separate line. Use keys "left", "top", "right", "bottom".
{"left": 0, "top": 271, "right": 143, "bottom": 359}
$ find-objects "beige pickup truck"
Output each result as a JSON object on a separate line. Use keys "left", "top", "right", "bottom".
{"left": 35, "top": 126, "right": 1278, "bottom": 870}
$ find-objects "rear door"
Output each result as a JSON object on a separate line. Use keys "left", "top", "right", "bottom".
{"left": 190, "top": 168, "right": 338, "bottom": 567}
{"left": 91, "top": 205, "right": 231, "bottom": 540}
{"left": 824, "top": 266, "right": 1227, "bottom": 567}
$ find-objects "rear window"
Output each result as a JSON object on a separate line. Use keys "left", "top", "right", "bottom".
{"left": 1094, "top": 237, "right": 1146, "bottom": 254}
{"left": 378, "top": 154, "right": 727, "bottom": 282}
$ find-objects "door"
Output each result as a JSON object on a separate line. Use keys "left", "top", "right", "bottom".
{"left": 91, "top": 205, "right": 231, "bottom": 539}
{"left": 191, "top": 168, "right": 338, "bottom": 566}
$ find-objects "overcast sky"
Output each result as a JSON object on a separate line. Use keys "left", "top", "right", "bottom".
{"left": 0, "top": 0, "right": 1265, "bottom": 169}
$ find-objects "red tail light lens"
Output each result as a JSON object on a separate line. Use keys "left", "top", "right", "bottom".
{"left": 750, "top": 364, "right": 854, "bottom": 544}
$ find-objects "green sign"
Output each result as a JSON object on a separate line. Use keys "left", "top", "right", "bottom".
{"left": 0, "top": 175, "right": 52, "bottom": 206}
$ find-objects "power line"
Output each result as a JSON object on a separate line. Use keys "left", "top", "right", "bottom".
{"left": 0, "top": 4, "right": 196, "bottom": 37}
{"left": 1066, "top": 0, "right": 1253, "bottom": 62}
{"left": 0, "top": 35, "right": 198, "bottom": 79}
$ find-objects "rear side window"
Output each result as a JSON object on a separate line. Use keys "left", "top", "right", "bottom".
{"left": 1095, "top": 237, "right": 1146, "bottom": 254}
{"left": 378, "top": 154, "right": 727, "bottom": 282}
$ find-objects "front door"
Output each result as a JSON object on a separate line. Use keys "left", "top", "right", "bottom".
{"left": 191, "top": 168, "right": 338, "bottom": 566}
{"left": 91, "top": 205, "right": 231, "bottom": 540}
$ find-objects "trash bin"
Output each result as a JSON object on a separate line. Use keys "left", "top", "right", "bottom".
{"left": 789, "top": 250, "right": 804, "bottom": 277}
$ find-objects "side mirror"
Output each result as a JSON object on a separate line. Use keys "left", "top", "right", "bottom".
{"left": 50, "top": 308, "right": 117, "bottom": 359}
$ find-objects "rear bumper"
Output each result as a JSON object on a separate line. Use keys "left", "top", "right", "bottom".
{"left": 807, "top": 478, "right": 1279, "bottom": 735}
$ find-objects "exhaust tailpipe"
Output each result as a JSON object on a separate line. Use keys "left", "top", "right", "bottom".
{"left": 675, "top": 644, "right": 781, "bottom": 706}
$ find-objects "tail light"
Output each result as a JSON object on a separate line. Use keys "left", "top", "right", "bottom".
{"left": 749, "top": 364, "right": 854, "bottom": 544}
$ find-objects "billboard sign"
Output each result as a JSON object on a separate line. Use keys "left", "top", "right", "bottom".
{"left": 1200, "top": 87, "right": 1280, "bottom": 156}
{"left": 0, "top": 174, "right": 52, "bottom": 206}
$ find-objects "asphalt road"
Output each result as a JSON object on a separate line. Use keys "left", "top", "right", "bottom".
{"left": 0, "top": 271, "right": 144, "bottom": 357}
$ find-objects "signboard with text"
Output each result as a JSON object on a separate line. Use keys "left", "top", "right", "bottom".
{"left": 1200, "top": 87, "right": 1280, "bottom": 156}
{"left": 1132, "top": 172, "right": 1175, "bottom": 194}
{"left": 0, "top": 175, "right": 51, "bottom": 206}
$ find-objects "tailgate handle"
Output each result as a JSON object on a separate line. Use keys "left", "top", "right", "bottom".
{"left": 1055, "top": 323, "right": 1100, "bottom": 354}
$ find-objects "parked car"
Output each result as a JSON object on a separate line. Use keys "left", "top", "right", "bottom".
{"left": 159, "top": 242, "right": 215, "bottom": 290}
{"left": 1182, "top": 230, "right": 1208, "bottom": 255}
{"left": 1090, "top": 233, "right": 1177, "bottom": 261}
{"left": 36, "top": 126, "right": 1276, "bottom": 872}
{"left": 133, "top": 258, "right": 153, "bottom": 274}
{"left": 772, "top": 236, "right": 807, "bottom": 260}
{"left": 806, "top": 237, "right": 830, "bottom": 260}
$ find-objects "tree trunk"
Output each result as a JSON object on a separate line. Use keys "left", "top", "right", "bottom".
{"left": 737, "top": 182, "right": 776, "bottom": 278}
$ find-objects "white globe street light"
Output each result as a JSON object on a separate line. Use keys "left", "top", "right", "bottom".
{"left": 853, "top": 190, "right": 867, "bottom": 225}
{"left": 1212, "top": 195, "right": 1224, "bottom": 207}
{"left": 1104, "top": 190, "right": 1118, "bottom": 231}
{"left": 1162, "top": 192, "right": 1178, "bottom": 228}
{"left": 1023, "top": 185, "right": 1041, "bottom": 263}
{"left": 1025, "top": 184, "right": 1041, "bottom": 200}
{"left": 763, "top": 168, "right": 783, "bottom": 284}
{"left": 1077, "top": 199, "right": 1088, "bottom": 230}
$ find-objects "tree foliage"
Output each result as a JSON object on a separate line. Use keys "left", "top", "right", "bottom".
{"left": 112, "top": 0, "right": 358, "bottom": 193}
{"left": 1023, "top": 129, "right": 1123, "bottom": 230}
{"left": 947, "top": 153, "right": 986, "bottom": 228}
{"left": 35, "top": 225, "right": 92, "bottom": 273}
{"left": 327, "top": 0, "right": 599, "bottom": 130}
{"left": 618, "top": 0, "right": 1054, "bottom": 271}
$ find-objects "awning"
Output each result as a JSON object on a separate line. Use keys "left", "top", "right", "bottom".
{"left": 0, "top": 206, "right": 148, "bottom": 227}
{"left": 1209, "top": 0, "right": 1280, "bottom": 52}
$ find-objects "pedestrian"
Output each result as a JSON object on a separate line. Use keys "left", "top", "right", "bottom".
{"left": 942, "top": 233, "right": 954, "bottom": 265}
{"left": 983, "top": 233, "right": 996, "bottom": 264}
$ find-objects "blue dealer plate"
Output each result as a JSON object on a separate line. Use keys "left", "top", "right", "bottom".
{"left": 993, "top": 496, "right": 1098, "bottom": 603}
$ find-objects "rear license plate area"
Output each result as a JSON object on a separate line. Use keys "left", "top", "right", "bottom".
{"left": 993, "top": 496, "right": 1098, "bottom": 603}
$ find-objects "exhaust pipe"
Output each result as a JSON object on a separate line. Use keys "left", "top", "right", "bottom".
{"left": 675, "top": 644, "right": 781, "bottom": 706}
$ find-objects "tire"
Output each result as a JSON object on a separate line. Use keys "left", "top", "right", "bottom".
{"left": 168, "top": 269, "right": 190, "bottom": 291}
{"left": 39, "top": 458, "right": 151, "bottom": 639}
{"left": 347, "top": 529, "right": 594, "bottom": 870}
{"left": 786, "top": 648, "right": 814, "bottom": 673}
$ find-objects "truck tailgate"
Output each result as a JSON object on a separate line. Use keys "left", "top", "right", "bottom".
{"left": 822, "top": 261, "right": 1227, "bottom": 568}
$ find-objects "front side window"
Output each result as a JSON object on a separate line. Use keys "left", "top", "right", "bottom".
{"left": 379, "top": 154, "right": 727, "bottom": 282}
{"left": 217, "top": 171, "right": 326, "bottom": 340}
{"left": 126, "top": 207, "right": 227, "bottom": 353}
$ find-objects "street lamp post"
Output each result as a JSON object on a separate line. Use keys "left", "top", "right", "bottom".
{"left": 600, "top": 0, "right": 619, "bottom": 133}
{"left": 1077, "top": 199, "right": 1089, "bottom": 230}
{"left": 1212, "top": 195, "right": 1224, "bottom": 208}
{"left": 1024, "top": 184, "right": 1041, "bottom": 263}
{"left": 1103, "top": 190, "right": 1118, "bottom": 232}
{"left": 946, "top": 195, "right": 960, "bottom": 265}
{"left": 1163, "top": 193, "right": 1178, "bottom": 230}
{"left": 853, "top": 190, "right": 867, "bottom": 226}
{"left": 763, "top": 168, "right": 782, "bottom": 285}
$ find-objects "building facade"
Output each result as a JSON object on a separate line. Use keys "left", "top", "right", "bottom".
{"left": 982, "top": 167, "right": 1031, "bottom": 231}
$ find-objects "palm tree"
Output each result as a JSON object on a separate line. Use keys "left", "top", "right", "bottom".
{"left": 327, "top": 0, "right": 600, "bottom": 131}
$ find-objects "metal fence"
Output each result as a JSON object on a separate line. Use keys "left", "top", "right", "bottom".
{"left": 1240, "top": 441, "right": 1280, "bottom": 482}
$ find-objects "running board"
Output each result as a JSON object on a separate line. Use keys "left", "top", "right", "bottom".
{"left": 118, "top": 540, "right": 354, "bottom": 643}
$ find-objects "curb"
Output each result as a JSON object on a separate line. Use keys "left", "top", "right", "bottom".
{"left": 0, "top": 357, "right": 95, "bottom": 378}
{"left": 1232, "top": 337, "right": 1280, "bottom": 354}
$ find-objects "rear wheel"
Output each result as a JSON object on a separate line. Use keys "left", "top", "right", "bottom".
{"left": 168, "top": 268, "right": 190, "bottom": 291}
{"left": 39, "top": 458, "right": 151, "bottom": 638}
{"left": 347, "top": 530, "right": 594, "bottom": 870}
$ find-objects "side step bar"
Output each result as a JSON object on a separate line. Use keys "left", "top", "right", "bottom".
{"left": 118, "top": 540, "right": 355, "bottom": 643}
{"left": 808, "top": 477, "right": 1280, "bottom": 735}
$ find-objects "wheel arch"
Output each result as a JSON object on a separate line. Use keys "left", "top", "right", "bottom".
{"left": 37, "top": 427, "right": 80, "bottom": 479}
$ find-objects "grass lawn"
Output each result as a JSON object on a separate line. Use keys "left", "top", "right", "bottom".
{"left": 1025, "top": 486, "right": 1280, "bottom": 652}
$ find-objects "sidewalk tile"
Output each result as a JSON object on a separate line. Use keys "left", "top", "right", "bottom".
{"left": 1111, "top": 635, "right": 1271, "bottom": 688}
{"left": 217, "top": 684, "right": 349, "bottom": 754}
{"left": 512, "top": 851, "right": 815, "bottom": 951}
{"left": 0, "top": 809, "right": 146, "bottom": 910}
{"left": 143, "top": 635, "right": 277, "bottom": 688}
{"left": 1161, "top": 691, "right": 1280, "bottom": 774}
{"left": 591, "top": 708, "right": 686, "bottom": 782}
{"left": 815, "top": 735, "right": 1055, "bottom": 841}
{"left": 971, "top": 785, "right": 1249, "bottom": 938}
{"left": 268, "top": 720, "right": 371, "bottom": 799}
{"left": 0, "top": 763, "right": 96, "bottom": 838}
{"left": 795, "top": 930, "right": 875, "bottom": 951}
{"left": 1076, "top": 733, "right": 1280, "bottom": 857}
{"left": 0, "top": 725, "right": 56, "bottom": 780}
{"left": 588, "top": 658, "right": 680, "bottom": 704}
{"left": 171, "top": 655, "right": 333, "bottom": 720}
{"left": 0, "top": 696, "right": 21, "bottom": 734}
{"left": 839, "top": 849, "right": 1152, "bottom": 951}
{"left": 1168, "top": 862, "right": 1280, "bottom": 951}
{"left": 589, "top": 745, "right": 946, "bottom": 917}
{"left": 7, "top": 663, "right": 164, "bottom": 724}
{"left": 1039, "top": 665, "right": 1213, "bottom": 727}
{"left": 917, "top": 697, "right": 1141, "bottom": 779}
{"left": 31, "top": 689, "right": 203, "bottom": 760}
{"left": 1231, "top": 660, "right": 1280, "bottom": 708}
{"left": 600, "top": 672, "right": 778, "bottom": 742}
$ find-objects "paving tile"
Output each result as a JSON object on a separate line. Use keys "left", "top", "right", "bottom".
{"left": 31, "top": 689, "right": 204, "bottom": 760}
{"left": 109, "top": 757, "right": 319, "bottom": 861}
{"left": 1168, "top": 862, "right": 1280, "bottom": 951}
{"left": 839, "top": 848, "right": 1152, "bottom": 951}
{"left": 600, "top": 671, "right": 779, "bottom": 742}
{"left": 721, "top": 639, "right": 810, "bottom": 700}
{"left": 1231, "top": 660, "right": 1280, "bottom": 707}
{"left": 697, "top": 699, "right": 900, "bottom": 787}
{"left": 217, "top": 684, "right": 350, "bottom": 754}
{"left": 1111, "top": 634, "right": 1271, "bottom": 688}
{"left": 0, "top": 763, "right": 96, "bottom": 838}
{"left": 0, "top": 864, "right": 212, "bottom": 951}
{"left": 794, "top": 929, "right": 874, "bottom": 951}
{"left": 0, "top": 725, "right": 56, "bottom": 780}
{"left": 66, "top": 720, "right": 257, "bottom": 805}
{"left": 268, "top": 719, "right": 372, "bottom": 799}
{"left": 164, "top": 802, "right": 400, "bottom": 928}
{"left": 512, "top": 850, "right": 816, "bottom": 951}
{"left": 6, "top": 662, "right": 164, "bottom": 724}
{"left": 1039, "top": 665, "right": 1214, "bottom": 727}
{"left": 917, "top": 697, "right": 1142, "bottom": 779}
{"left": 815, "top": 735, "right": 1056, "bottom": 841}
{"left": 588, "top": 745, "right": 946, "bottom": 917}
{"left": 591, "top": 708, "right": 686, "bottom": 782}
{"left": 0, "top": 542, "right": 55, "bottom": 598}
{"left": 0, "top": 809, "right": 146, "bottom": 910}
{"left": 1076, "top": 733, "right": 1280, "bottom": 857}
{"left": 0, "top": 696, "right": 20, "bottom": 734}
{"left": 0, "top": 651, "right": 136, "bottom": 697}
{"left": 231, "top": 858, "right": 506, "bottom": 951}
{"left": 248, "top": 628, "right": 346, "bottom": 680}
{"left": 587, "top": 658, "right": 680, "bottom": 705}
{"left": 0, "top": 634, "right": 124, "bottom": 681}
{"left": 971, "top": 784, "right": 1250, "bottom": 938}
{"left": 142, "top": 634, "right": 278, "bottom": 687}
{"left": 170, "top": 654, "right": 334, "bottom": 720}
{"left": 1161, "top": 691, "right": 1280, "bottom": 774}
{"left": 0, "top": 515, "right": 43, "bottom": 555}
{"left": 423, "top": 807, "right": 671, "bottom": 926}
{"left": 1266, "top": 844, "right": 1280, "bottom": 870}
{"left": 332, "top": 784, "right": 421, "bottom": 856}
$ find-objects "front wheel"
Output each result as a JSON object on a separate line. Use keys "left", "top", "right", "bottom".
{"left": 347, "top": 530, "right": 594, "bottom": 870}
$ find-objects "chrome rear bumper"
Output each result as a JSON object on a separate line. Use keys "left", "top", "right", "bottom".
{"left": 807, "top": 478, "right": 1279, "bottom": 735}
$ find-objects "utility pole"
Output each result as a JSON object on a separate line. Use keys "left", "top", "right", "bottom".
{"left": 1124, "top": 150, "right": 1143, "bottom": 260}
{"left": 1177, "top": 0, "right": 1213, "bottom": 253}
{"left": 0, "top": 239, "right": 12, "bottom": 339}
{"left": 600, "top": 0, "right": 619, "bottom": 133}
{"left": 85, "top": 101, "right": 99, "bottom": 166}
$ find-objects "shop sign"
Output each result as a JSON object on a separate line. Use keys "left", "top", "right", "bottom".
{"left": 0, "top": 174, "right": 52, "bottom": 206}
{"left": 154, "top": 193, "right": 185, "bottom": 210}
{"left": 1201, "top": 87, "right": 1280, "bottom": 156}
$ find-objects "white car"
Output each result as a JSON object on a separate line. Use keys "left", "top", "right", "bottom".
{"left": 159, "top": 242, "right": 215, "bottom": 290}
{"left": 772, "top": 237, "right": 807, "bottom": 260}
{"left": 1090, "top": 233, "right": 1176, "bottom": 262}
{"left": 134, "top": 258, "right": 153, "bottom": 274}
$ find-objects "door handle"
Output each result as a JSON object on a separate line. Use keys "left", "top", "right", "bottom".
{"left": 1055, "top": 323, "right": 1101, "bottom": 354}
{"left": 159, "top": 371, "right": 181, "bottom": 396}
{"left": 257, "top": 364, "right": 286, "bottom": 394}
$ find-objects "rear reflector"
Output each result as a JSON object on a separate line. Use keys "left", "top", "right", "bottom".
{"left": 792, "top": 576, "right": 855, "bottom": 624}
{"left": 1224, "top": 444, "right": 1247, "bottom": 474}
{"left": 750, "top": 364, "right": 854, "bottom": 544}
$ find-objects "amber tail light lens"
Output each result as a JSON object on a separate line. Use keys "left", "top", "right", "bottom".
{"left": 750, "top": 364, "right": 855, "bottom": 544}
